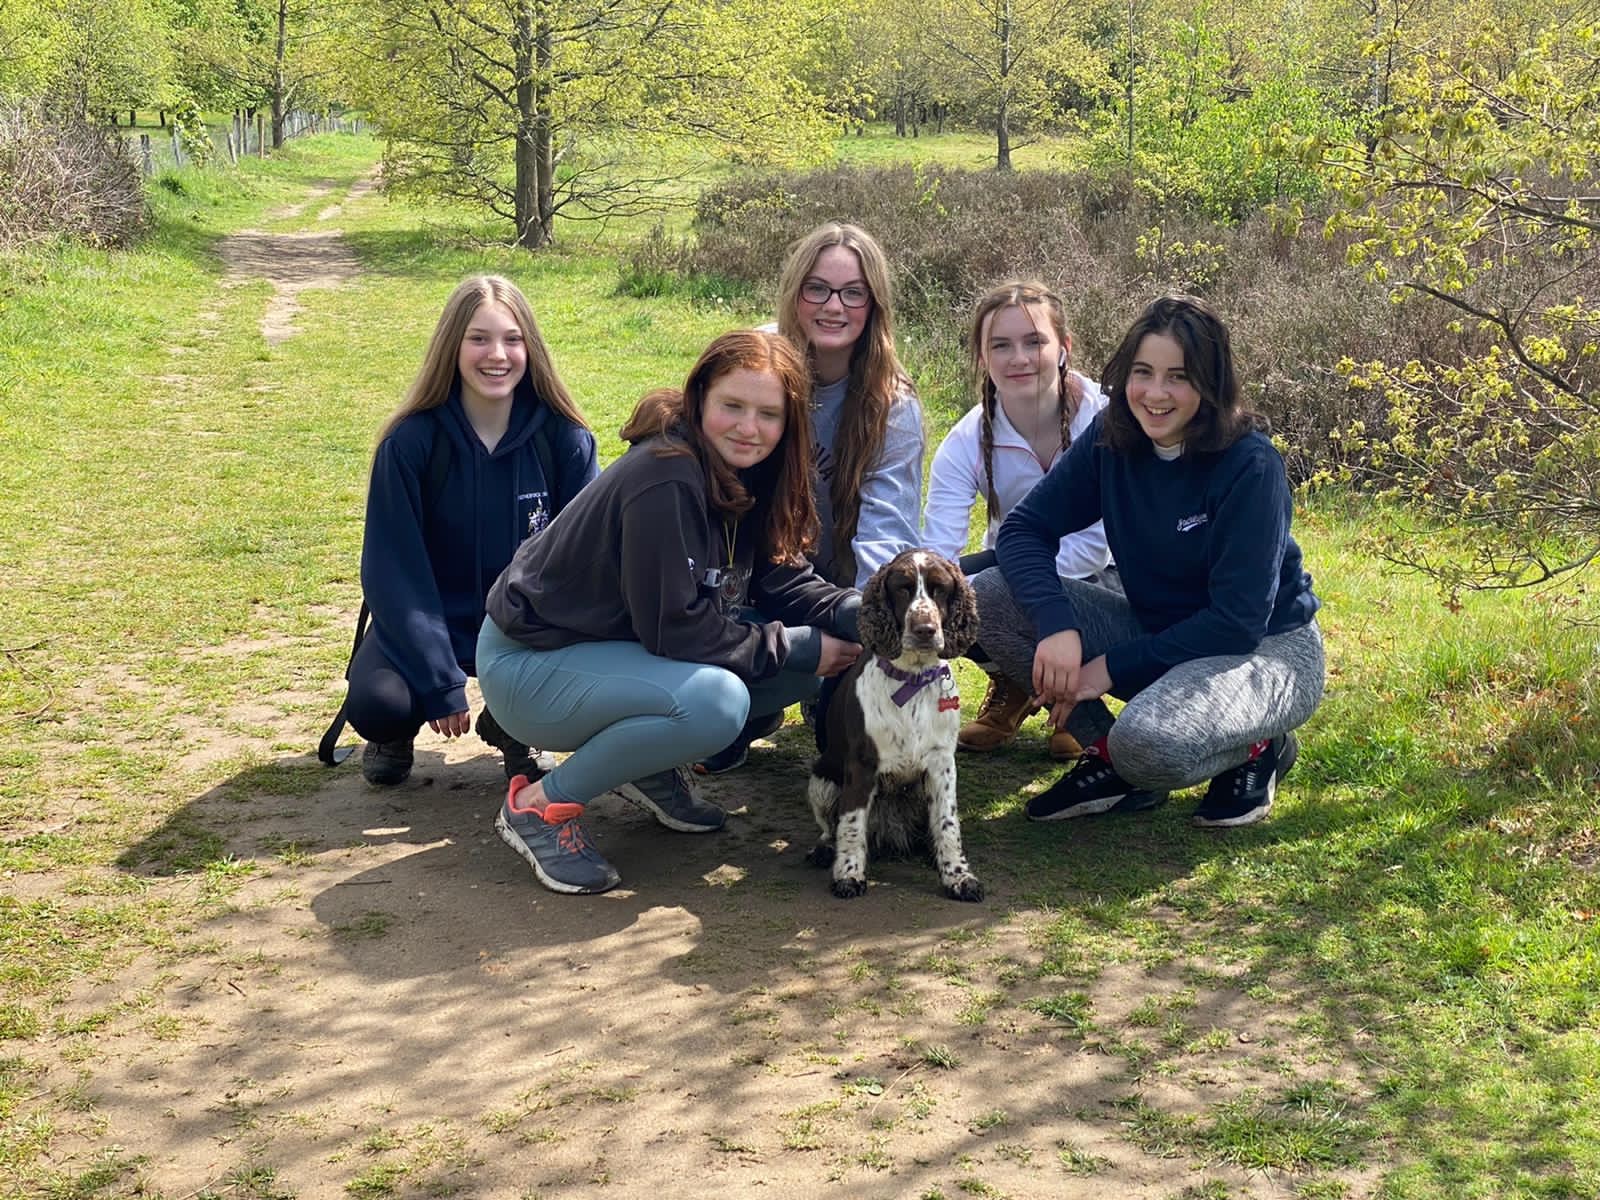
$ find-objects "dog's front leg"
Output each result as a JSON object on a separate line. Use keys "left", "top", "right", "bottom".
{"left": 926, "top": 754, "right": 982, "bottom": 902}
{"left": 831, "top": 764, "right": 876, "bottom": 899}
{"left": 805, "top": 775, "right": 839, "bottom": 868}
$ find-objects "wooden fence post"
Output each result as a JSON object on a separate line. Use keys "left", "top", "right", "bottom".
{"left": 140, "top": 134, "right": 153, "bottom": 176}
{"left": 170, "top": 129, "right": 183, "bottom": 168}
{"left": 256, "top": 114, "right": 265, "bottom": 157}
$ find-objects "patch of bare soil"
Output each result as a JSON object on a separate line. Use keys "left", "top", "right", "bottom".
{"left": 217, "top": 228, "right": 361, "bottom": 345}
{"left": 25, "top": 712, "right": 1376, "bottom": 1199}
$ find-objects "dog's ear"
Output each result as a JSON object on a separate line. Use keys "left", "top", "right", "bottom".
{"left": 855, "top": 565, "right": 903, "bottom": 659}
{"left": 941, "top": 564, "right": 982, "bottom": 660}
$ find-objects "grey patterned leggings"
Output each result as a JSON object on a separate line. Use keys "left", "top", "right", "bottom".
{"left": 971, "top": 567, "right": 1325, "bottom": 791}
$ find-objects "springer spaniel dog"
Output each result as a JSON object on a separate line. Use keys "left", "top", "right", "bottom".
{"left": 807, "top": 549, "right": 983, "bottom": 901}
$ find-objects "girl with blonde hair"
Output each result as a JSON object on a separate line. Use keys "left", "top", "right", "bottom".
{"left": 775, "top": 221, "right": 924, "bottom": 591}
{"left": 347, "top": 275, "right": 598, "bottom": 787}
{"left": 922, "top": 280, "right": 1116, "bottom": 760}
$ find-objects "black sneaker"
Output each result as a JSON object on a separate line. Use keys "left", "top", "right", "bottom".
{"left": 1193, "top": 732, "right": 1298, "bottom": 828}
{"left": 361, "top": 738, "right": 414, "bottom": 786}
{"left": 1026, "top": 746, "right": 1166, "bottom": 821}
{"left": 477, "top": 709, "right": 553, "bottom": 781}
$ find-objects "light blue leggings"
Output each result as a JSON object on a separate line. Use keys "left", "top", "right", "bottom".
{"left": 477, "top": 617, "right": 820, "bottom": 807}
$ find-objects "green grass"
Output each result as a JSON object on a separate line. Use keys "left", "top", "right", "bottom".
{"left": 1, "top": 129, "right": 1598, "bottom": 1199}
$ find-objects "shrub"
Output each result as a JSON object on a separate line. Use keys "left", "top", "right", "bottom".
{"left": 636, "top": 163, "right": 1473, "bottom": 482}
{"left": 0, "top": 102, "right": 147, "bottom": 249}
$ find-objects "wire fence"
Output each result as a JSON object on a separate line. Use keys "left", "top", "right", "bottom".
{"left": 127, "top": 111, "right": 368, "bottom": 175}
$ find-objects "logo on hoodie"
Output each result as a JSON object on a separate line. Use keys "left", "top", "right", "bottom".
{"left": 1176, "top": 513, "right": 1209, "bottom": 533}
{"left": 519, "top": 491, "right": 550, "bottom": 537}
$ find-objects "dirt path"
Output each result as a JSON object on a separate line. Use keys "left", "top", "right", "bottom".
{"left": 214, "top": 177, "right": 368, "bottom": 345}
{"left": 24, "top": 175, "right": 1374, "bottom": 1200}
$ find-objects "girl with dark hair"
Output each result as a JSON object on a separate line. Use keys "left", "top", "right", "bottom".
{"left": 477, "top": 330, "right": 863, "bottom": 894}
{"left": 922, "top": 280, "right": 1117, "bottom": 761}
{"left": 350, "top": 275, "right": 597, "bottom": 787}
{"left": 973, "top": 294, "right": 1324, "bottom": 827}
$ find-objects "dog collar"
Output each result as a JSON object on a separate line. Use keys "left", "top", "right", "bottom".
{"left": 877, "top": 658, "right": 952, "bottom": 707}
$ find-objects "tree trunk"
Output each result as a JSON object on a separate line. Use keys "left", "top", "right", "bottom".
{"left": 995, "top": 0, "right": 1013, "bottom": 170}
{"left": 513, "top": 0, "right": 555, "bottom": 249}
{"left": 271, "top": 0, "right": 289, "bottom": 149}
{"left": 1125, "top": 0, "right": 1135, "bottom": 165}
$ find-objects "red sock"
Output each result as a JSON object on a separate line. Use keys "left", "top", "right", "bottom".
{"left": 1246, "top": 738, "right": 1270, "bottom": 760}
{"left": 1084, "top": 735, "right": 1112, "bottom": 764}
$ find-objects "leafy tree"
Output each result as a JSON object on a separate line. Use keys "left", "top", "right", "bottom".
{"left": 340, "top": 0, "right": 833, "bottom": 249}
{"left": 1084, "top": 0, "right": 1352, "bottom": 218}
{"left": 925, "top": 0, "right": 1111, "bottom": 169}
{"left": 1314, "top": 16, "right": 1600, "bottom": 594}
{"left": 2, "top": 0, "right": 177, "bottom": 118}
{"left": 173, "top": 0, "right": 336, "bottom": 147}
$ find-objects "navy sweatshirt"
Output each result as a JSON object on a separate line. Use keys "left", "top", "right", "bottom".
{"left": 360, "top": 387, "right": 598, "bottom": 721}
{"left": 996, "top": 414, "right": 1319, "bottom": 696}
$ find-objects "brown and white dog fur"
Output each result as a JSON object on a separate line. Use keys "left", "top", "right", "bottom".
{"left": 807, "top": 549, "right": 983, "bottom": 900}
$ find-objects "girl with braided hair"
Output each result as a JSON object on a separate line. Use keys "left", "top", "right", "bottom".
{"left": 922, "top": 280, "right": 1117, "bottom": 759}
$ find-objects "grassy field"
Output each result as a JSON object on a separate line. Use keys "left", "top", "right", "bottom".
{"left": 1, "top": 132, "right": 1598, "bottom": 1199}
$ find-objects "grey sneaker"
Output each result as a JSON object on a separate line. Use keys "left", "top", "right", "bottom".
{"left": 614, "top": 766, "right": 726, "bottom": 833}
{"left": 476, "top": 709, "right": 554, "bottom": 781}
{"left": 361, "top": 738, "right": 414, "bottom": 786}
{"left": 496, "top": 777, "right": 620, "bottom": 894}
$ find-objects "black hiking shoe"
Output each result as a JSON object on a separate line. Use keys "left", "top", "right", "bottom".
{"left": 477, "top": 708, "right": 552, "bottom": 781}
{"left": 362, "top": 738, "right": 414, "bottom": 787}
{"left": 1025, "top": 743, "right": 1165, "bottom": 821}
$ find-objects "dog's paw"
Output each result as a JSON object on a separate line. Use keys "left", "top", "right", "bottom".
{"left": 943, "top": 874, "right": 984, "bottom": 903}
{"left": 830, "top": 876, "right": 868, "bottom": 899}
{"left": 805, "top": 843, "right": 836, "bottom": 868}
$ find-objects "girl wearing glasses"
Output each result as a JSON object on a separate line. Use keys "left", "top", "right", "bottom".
{"left": 777, "top": 222, "right": 924, "bottom": 592}
{"left": 696, "top": 221, "right": 924, "bottom": 773}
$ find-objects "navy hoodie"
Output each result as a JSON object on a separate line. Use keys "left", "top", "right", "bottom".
{"left": 997, "top": 414, "right": 1319, "bottom": 696}
{"left": 360, "top": 386, "right": 598, "bottom": 721}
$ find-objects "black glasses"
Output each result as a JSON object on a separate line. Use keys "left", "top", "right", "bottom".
{"left": 800, "top": 280, "right": 872, "bottom": 309}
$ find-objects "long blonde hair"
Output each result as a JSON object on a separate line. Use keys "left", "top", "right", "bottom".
{"left": 776, "top": 222, "right": 910, "bottom": 584}
{"left": 375, "top": 275, "right": 588, "bottom": 453}
{"left": 968, "top": 280, "right": 1083, "bottom": 517}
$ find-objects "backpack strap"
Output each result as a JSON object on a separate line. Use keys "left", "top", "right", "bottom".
{"left": 319, "top": 424, "right": 453, "bottom": 766}
{"left": 528, "top": 414, "right": 557, "bottom": 512}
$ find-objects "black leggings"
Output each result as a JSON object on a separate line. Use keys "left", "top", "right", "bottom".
{"left": 345, "top": 635, "right": 451, "bottom": 744}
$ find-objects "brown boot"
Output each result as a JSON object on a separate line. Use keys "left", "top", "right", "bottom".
{"left": 1049, "top": 727, "right": 1085, "bottom": 761}
{"left": 958, "top": 674, "right": 1037, "bottom": 752}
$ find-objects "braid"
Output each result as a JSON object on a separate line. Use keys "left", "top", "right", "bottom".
{"left": 1058, "top": 362, "right": 1082, "bottom": 452}
{"left": 979, "top": 381, "right": 1000, "bottom": 521}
